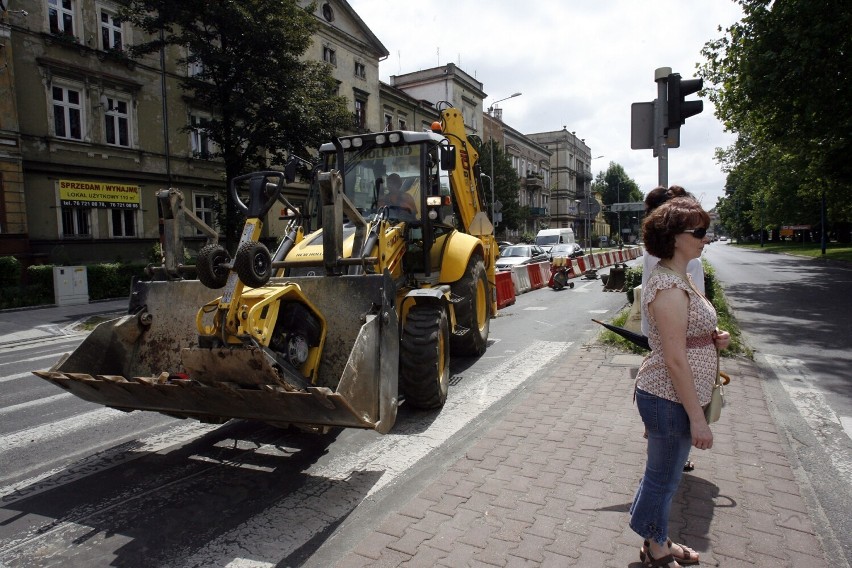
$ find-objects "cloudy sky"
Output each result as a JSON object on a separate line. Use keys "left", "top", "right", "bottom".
{"left": 348, "top": 0, "right": 744, "bottom": 210}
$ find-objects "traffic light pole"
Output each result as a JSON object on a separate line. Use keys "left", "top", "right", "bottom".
{"left": 654, "top": 67, "right": 671, "bottom": 188}
{"left": 633, "top": 67, "right": 703, "bottom": 189}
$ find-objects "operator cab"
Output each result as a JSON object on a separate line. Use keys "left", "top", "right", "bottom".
{"left": 318, "top": 131, "right": 455, "bottom": 225}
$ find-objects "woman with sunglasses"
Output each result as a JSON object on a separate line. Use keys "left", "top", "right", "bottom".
{"left": 641, "top": 186, "right": 705, "bottom": 474}
{"left": 629, "top": 197, "right": 730, "bottom": 568}
{"left": 641, "top": 185, "right": 706, "bottom": 336}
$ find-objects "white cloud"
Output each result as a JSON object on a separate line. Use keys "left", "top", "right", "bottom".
{"left": 348, "top": 0, "right": 743, "bottom": 209}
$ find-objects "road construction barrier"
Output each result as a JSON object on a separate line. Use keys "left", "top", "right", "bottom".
{"left": 588, "top": 254, "right": 601, "bottom": 270}
{"left": 491, "top": 247, "right": 646, "bottom": 307}
{"left": 539, "top": 262, "right": 551, "bottom": 285}
{"left": 496, "top": 269, "right": 515, "bottom": 309}
{"left": 510, "top": 265, "right": 531, "bottom": 294}
{"left": 527, "top": 263, "right": 545, "bottom": 290}
{"left": 570, "top": 258, "right": 582, "bottom": 277}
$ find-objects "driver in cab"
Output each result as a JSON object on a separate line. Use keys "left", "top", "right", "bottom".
{"left": 378, "top": 173, "right": 417, "bottom": 215}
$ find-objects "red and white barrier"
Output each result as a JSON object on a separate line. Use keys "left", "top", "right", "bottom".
{"left": 496, "top": 270, "right": 515, "bottom": 308}
{"left": 510, "top": 265, "right": 531, "bottom": 294}
{"left": 527, "top": 263, "right": 545, "bottom": 290}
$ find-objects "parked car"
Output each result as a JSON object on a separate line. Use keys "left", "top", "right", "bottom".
{"left": 495, "top": 244, "right": 549, "bottom": 271}
{"left": 549, "top": 243, "right": 585, "bottom": 260}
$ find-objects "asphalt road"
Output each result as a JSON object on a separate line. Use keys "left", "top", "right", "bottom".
{"left": 0, "top": 268, "right": 631, "bottom": 567}
{"left": 703, "top": 242, "right": 852, "bottom": 563}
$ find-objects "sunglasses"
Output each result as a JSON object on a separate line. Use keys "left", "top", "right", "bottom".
{"left": 683, "top": 228, "right": 708, "bottom": 239}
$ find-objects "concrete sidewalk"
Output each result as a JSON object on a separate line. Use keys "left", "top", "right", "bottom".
{"left": 0, "top": 299, "right": 127, "bottom": 346}
{"left": 331, "top": 347, "right": 832, "bottom": 568}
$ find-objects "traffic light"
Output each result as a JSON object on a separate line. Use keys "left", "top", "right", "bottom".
{"left": 666, "top": 73, "right": 703, "bottom": 131}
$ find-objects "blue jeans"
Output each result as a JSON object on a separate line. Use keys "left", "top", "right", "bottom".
{"left": 629, "top": 389, "right": 693, "bottom": 545}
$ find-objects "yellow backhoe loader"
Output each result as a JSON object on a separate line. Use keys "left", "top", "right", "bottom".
{"left": 34, "top": 103, "right": 498, "bottom": 434}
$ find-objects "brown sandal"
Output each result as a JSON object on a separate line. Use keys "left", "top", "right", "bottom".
{"left": 642, "top": 549, "right": 677, "bottom": 568}
{"left": 640, "top": 539, "right": 699, "bottom": 566}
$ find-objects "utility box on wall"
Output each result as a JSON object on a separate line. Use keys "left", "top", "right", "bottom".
{"left": 53, "top": 266, "right": 89, "bottom": 306}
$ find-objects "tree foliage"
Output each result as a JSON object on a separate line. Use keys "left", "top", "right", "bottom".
{"left": 120, "top": 0, "right": 353, "bottom": 244}
{"left": 699, "top": 0, "right": 852, "bottom": 240}
{"left": 478, "top": 140, "right": 522, "bottom": 232}
{"left": 591, "top": 162, "right": 643, "bottom": 240}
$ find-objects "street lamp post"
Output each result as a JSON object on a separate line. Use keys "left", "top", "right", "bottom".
{"left": 574, "top": 199, "right": 581, "bottom": 241}
{"left": 487, "top": 92, "right": 522, "bottom": 234}
{"left": 616, "top": 180, "right": 621, "bottom": 247}
{"left": 587, "top": 155, "right": 604, "bottom": 250}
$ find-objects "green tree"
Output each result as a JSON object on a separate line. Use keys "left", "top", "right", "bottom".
{"left": 120, "top": 0, "right": 353, "bottom": 246}
{"left": 590, "top": 162, "right": 642, "bottom": 241}
{"left": 479, "top": 140, "right": 522, "bottom": 233}
{"left": 699, "top": 0, "right": 852, "bottom": 241}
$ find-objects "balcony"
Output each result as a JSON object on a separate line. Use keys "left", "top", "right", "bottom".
{"left": 529, "top": 207, "right": 548, "bottom": 217}
{"left": 522, "top": 173, "right": 544, "bottom": 190}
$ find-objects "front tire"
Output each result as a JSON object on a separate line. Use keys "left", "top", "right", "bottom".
{"left": 450, "top": 254, "right": 490, "bottom": 356}
{"left": 400, "top": 305, "right": 450, "bottom": 409}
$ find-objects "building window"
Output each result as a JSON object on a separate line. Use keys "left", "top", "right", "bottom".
{"left": 49, "top": 0, "right": 75, "bottom": 36}
{"left": 322, "top": 2, "right": 334, "bottom": 22}
{"left": 190, "top": 114, "right": 213, "bottom": 158}
{"left": 104, "top": 96, "right": 131, "bottom": 147}
{"left": 111, "top": 208, "right": 136, "bottom": 237}
{"left": 354, "top": 62, "right": 366, "bottom": 79}
{"left": 354, "top": 99, "right": 366, "bottom": 130}
{"left": 384, "top": 113, "right": 393, "bottom": 131}
{"left": 61, "top": 207, "right": 91, "bottom": 237}
{"left": 322, "top": 46, "right": 337, "bottom": 66}
{"left": 398, "top": 118, "right": 407, "bottom": 130}
{"left": 52, "top": 85, "right": 83, "bottom": 140}
{"left": 186, "top": 47, "right": 204, "bottom": 77}
{"left": 99, "top": 8, "right": 123, "bottom": 50}
{"left": 194, "top": 193, "right": 216, "bottom": 234}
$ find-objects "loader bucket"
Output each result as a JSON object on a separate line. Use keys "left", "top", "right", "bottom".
{"left": 34, "top": 273, "right": 400, "bottom": 433}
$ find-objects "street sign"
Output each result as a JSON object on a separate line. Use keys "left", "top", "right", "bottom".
{"left": 631, "top": 102, "right": 654, "bottom": 150}
{"left": 611, "top": 202, "right": 645, "bottom": 212}
{"left": 578, "top": 197, "right": 601, "bottom": 216}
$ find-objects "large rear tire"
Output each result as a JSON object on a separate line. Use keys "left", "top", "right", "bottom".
{"left": 450, "top": 254, "right": 490, "bottom": 356}
{"left": 400, "top": 305, "right": 450, "bottom": 409}
{"left": 197, "top": 244, "right": 231, "bottom": 289}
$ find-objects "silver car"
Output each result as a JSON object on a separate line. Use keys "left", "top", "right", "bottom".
{"left": 495, "top": 244, "right": 549, "bottom": 271}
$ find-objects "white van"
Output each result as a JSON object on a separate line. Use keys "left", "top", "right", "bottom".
{"left": 535, "top": 228, "right": 575, "bottom": 252}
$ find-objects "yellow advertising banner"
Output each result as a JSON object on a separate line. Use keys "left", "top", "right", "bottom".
{"left": 59, "top": 180, "right": 141, "bottom": 209}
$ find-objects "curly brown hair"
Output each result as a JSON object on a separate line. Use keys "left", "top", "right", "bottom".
{"left": 644, "top": 185, "right": 694, "bottom": 215}
{"left": 642, "top": 197, "right": 710, "bottom": 259}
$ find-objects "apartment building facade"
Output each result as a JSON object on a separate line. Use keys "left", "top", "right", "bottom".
{"left": 0, "top": 0, "right": 388, "bottom": 265}
{"left": 1, "top": 0, "right": 602, "bottom": 264}
{"left": 526, "top": 129, "right": 602, "bottom": 243}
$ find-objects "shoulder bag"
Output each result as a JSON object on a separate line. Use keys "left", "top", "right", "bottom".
{"left": 704, "top": 350, "right": 728, "bottom": 424}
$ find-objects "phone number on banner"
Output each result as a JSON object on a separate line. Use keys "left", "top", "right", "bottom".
{"left": 61, "top": 200, "right": 140, "bottom": 209}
